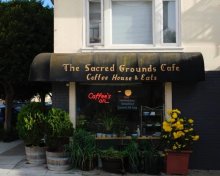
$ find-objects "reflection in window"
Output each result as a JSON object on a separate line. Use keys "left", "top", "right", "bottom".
{"left": 76, "top": 84, "right": 164, "bottom": 135}
{"left": 89, "top": 0, "right": 102, "bottom": 44}
{"left": 163, "top": 0, "right": 176, "bottom": 43}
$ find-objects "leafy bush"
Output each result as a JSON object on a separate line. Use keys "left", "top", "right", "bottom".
{"left": 45, "top": 108, "right": 73, "bottom": 151}
{"left": 16, "top": 102, "right": 46, "bottom": 146}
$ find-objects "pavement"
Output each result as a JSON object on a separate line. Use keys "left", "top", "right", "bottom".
{"left": 0, "top": 140, "right": 220, "bottom": 176}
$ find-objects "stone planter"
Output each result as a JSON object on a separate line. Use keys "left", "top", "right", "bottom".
{"left": 46, "top": 151, "right": 71, "bottom": 171}
{"left": 25, "top": 146, "right": 46, "bottom": 164}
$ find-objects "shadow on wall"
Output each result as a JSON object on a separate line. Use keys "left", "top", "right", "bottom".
{"left": 182, "top": 0, "right": 220, "bottom": 57}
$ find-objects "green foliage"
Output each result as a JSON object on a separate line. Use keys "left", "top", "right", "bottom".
{"left": 99, "top": 147, "right": 125, "bottom": 160}
{"left": 124, "top": 139, "right": 140, "bottom": 173}
{"left": 66, "top": 129, "right": 96, "bottom": 170}
{"left": 0, "top": 0, "right": 53, "bottom": 82}
{"left": 102, "top": 113, "right": 118, "bottom": 132}
{"left": 140, "top": 140, "right": 162, "bottom": 175}
{"left": 0, "top": 0, "right": 53, "bottom": 100}
{"left": 45, "top": 108, "right": 73, "bottom": 151}
{"left": 16, "top": 102, "right": 46, "bottom": 146}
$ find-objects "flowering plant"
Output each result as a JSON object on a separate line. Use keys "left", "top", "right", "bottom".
{"left": 162, "top": 109, "right": 199, "bottom": 151}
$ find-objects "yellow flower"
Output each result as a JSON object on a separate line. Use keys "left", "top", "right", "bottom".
{"left": 163, "top": 121, "right": 172, "bottom": 132}
{"left": 172, "top": 112, "right": 178, "bottom": 119}
{"left": 163, "top": 125, "right": 172, "bottom": 132}
{"left": 188, "top": 119, "right": 194, "bottom": 124}
{"left": 170, "top": 118, "right": 176, "bottom": 123}
{"left": 173, "top": 131, "right": 185, "bottom": 139}
{"left": 184, "top": 129, "right": 189, "bottom": 133}
{"left": 167, "top": 118, "right": 175, "bottom": 123}
{"left": 172, "top": 109, "right": 181, "bottom": 114}
{"left": 179, "top": 118, "right": 184, "bottom": 122}
{"left": 189, "top": 128, "right": 194, "bottom": 131}
{"left": 175, "top": 121, "right": 184, "bottom": 130}
{"left": 192, "top": 135, "right": 200, "bottom": 141}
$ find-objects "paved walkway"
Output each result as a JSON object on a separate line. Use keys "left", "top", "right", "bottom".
{"left": 0, "top": 140, "right": 220, "bottom": 176}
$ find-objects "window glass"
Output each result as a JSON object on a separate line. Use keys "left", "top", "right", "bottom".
{"left": 112, "top": 1, "right": 153, "bottom": 44}
{"left": 89, "top": 0, "right": 102, "bottom": 44}
{"left": 76, "top": 83, "right": 164, "bottom": 135}
{"left": 163, "top": 1, "right": 176, "bottom": 43}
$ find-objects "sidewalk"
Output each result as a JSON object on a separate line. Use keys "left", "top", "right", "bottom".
{"left": 0, "top": 140, "right": 220, "bottom": 176}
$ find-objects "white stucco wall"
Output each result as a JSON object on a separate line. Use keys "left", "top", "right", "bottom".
{"left": 54, "top": 0, "right": 83, "bottom": 53}
{"left": 181, "top": 0, "right": 220, "bottom": 71}
{"left": 54, "top": 0, "right": 220, "bottom": 71}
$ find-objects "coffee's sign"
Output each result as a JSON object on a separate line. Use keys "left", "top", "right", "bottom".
{"left": 62, "top": 63, "right": 180, "bottom": 82}
{"left": 88, "top": 92, "right": 111, "bottom": 104}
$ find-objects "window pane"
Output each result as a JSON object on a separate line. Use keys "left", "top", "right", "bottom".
{"left": 163, "top": 1, "right": 176, "bottom": 43}
{"left": 89, "top": 0, "right": 101, "bottom": 44}
{"left": 112, "top": 1, "right": 153, "bottom": 44}
{"left": 76, "top": 83, "right": 164, "bottom": 135}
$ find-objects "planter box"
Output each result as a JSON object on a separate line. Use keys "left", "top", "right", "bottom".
{"left": 166, "top": 150, "right": 192, "bottom": 175}
{"left": 101, "top": 158, "right": 124, "bottom": 174}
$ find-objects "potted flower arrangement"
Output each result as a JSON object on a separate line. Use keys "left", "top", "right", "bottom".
{"left": 162, "top": 109, "right": 200, "bottom": 175}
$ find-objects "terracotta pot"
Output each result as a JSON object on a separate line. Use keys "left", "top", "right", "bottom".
{"left": 166, "top": 150, "right": 192, "bottom": 175}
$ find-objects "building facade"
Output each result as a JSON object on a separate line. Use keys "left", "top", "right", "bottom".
{"left": 30, "top": 0, "right": 220, "bottom": 169}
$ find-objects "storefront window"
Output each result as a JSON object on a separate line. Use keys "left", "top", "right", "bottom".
{"left": 76, "top": 83, "right": 164, "bottom": 136}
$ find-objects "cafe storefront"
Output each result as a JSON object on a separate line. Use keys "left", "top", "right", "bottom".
{"left": 29, "top": 52, "right": 205, "bottom": 137}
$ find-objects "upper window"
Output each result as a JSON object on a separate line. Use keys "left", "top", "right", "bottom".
{"left": 112, "top": 1, "right": 152, "bottom": 44}
{"left": 163, "top": 0, "right": 176, "bottom": 43}
{"left": 86, "top": 0, "right": 179, "bottom": 47}
{"left": 87, "top": 0, "right": 103, "bottom": 45}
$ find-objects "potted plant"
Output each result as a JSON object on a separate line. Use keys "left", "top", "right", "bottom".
{"left": 99, "top": 147, "right": 125, "bottom": 174}
{"left": 102, "top": 113, "right": 117, "bottom": 137}
{"left": 162, "top": 109, "right": 200, "bottom": 175}
{"left": 16, "top": 102, "right": 47, "bottom": 164}
{"left": 45, "top": 108, "right": 73, "bottom": 171}
{"left": 66, "top": 128, "right": 97, "bottom": 170}
{"left": 124, "top": 138, "right": 140, "bottom": 173}
{"left": 140, "top": 140, "right": 162, "bottom": 175}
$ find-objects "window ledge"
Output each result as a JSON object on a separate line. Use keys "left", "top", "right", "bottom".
{"left": 81, "top": 46, "right": 184, "bottom": 52}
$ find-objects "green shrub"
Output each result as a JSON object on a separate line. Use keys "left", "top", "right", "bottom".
{"left": 16, "top": 102, "right": 46, "bottom": 146}
{"left": 45, "top": 108, "right": 73, "bottom": 151}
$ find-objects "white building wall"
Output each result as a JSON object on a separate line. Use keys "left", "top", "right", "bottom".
{"left": 54, "top": 0, "right": 83, "bottom": 53}
{"left": 54, "top": 0, "right": 220, "bottom": 71}
{"left": 181, "top": 0, "right": 220, "bottom": 71}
